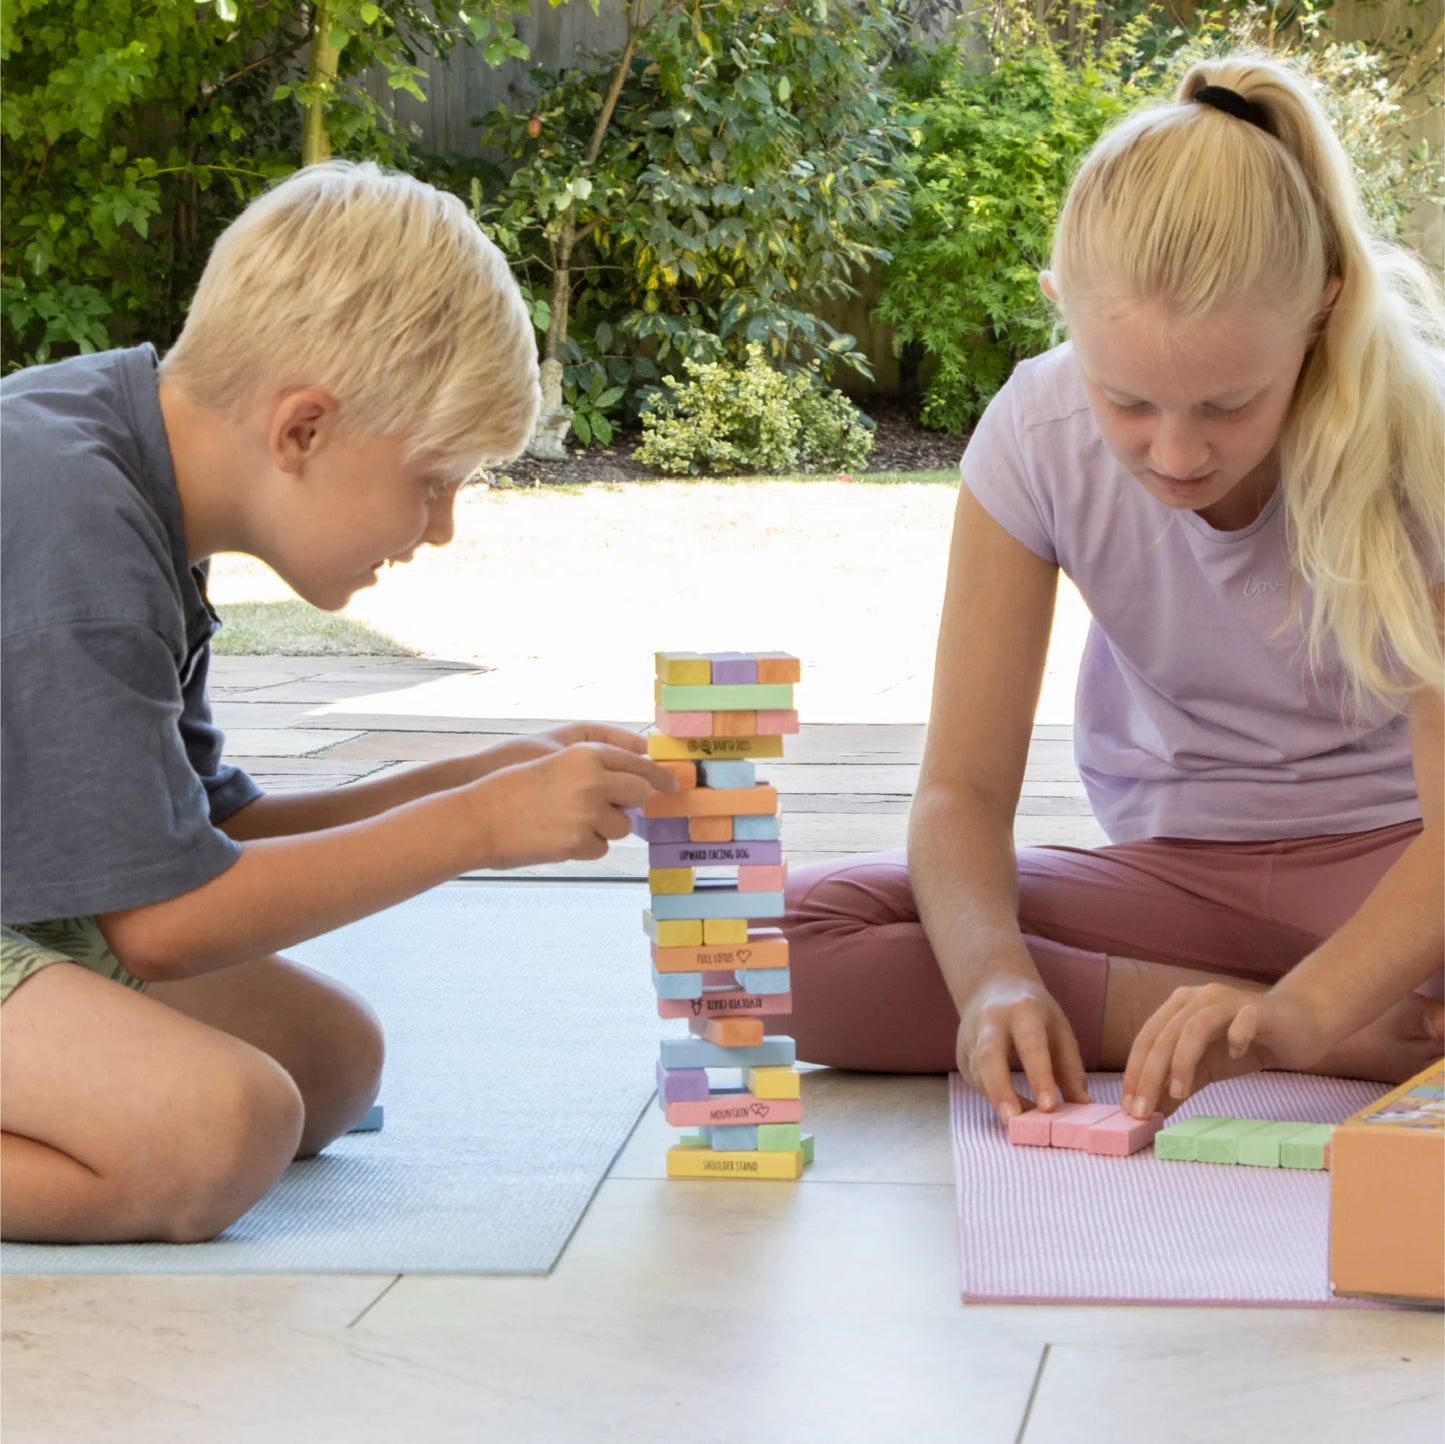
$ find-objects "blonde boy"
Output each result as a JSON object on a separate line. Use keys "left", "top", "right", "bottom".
{"left": 0, "top": 162, "right": 675, "bottom": 1244}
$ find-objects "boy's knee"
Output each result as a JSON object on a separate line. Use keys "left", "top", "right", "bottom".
{"left": 295, "top": 994, "right": 385, "bottom": 1157}
{"left": 150, "top": 1053, "right": 304, "bottom": 1244}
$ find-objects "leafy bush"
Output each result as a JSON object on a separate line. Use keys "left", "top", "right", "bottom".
{"left": 635, "top": 344, "right": 875, "bottom": 476}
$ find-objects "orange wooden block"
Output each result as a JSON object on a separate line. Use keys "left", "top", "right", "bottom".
{"left": 738, "top": 861, "right": 787, "bottom": 892}
{"left": 756, "top": 653, "right": 801, "bottom": 684}
{"left": 658, "top": 760, "right": 697, "bottom": 788}
{"left": 689, "top": 815, "right": 732, "bottom": 842}
{"left": 689, "top": 1016, "right": 765, "bottom": 1047}
{"left": 713, "top": 710, "right": 758, "bottom": 737}
{"left": 642, "top": 783, "right": 778, "bottom": 819}
{"left": 650, "top": 931, "right": 790, "bottom": 974}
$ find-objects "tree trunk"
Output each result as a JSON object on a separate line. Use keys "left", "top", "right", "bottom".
{"left": 303, "top": 3, "right": 344, "bottom": 167}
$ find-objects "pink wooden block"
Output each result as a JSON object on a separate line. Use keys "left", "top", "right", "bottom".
{"left": 656, "top": 705, "right": 713, "bottom": 738}
{"left": 1007, "top": 1110, "right": 1053, "bottom": 1147}
{"left": 755, "top": 709, "right": 799, "bottom": 735}
{"left": 1086, "top": 1110, "right": 1164, "bottom": 1156}
{"left": 657, "top": 989, "right": 794, "bottom": 1020}
{"left": 1048, "top": 1103, "right": 1124, "bottom": 1150}
{"left": 737, "top": 862, "right": 787, "bottom": 892}
{"left": 664, "top": 1093, "right": 804, "bottom": 1127}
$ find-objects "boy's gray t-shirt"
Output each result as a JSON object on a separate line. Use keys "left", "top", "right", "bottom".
{"left": 1, "top": 345, "right": 261, "bottom": 926}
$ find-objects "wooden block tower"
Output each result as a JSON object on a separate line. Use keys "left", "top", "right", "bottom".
{"left": 639, "top": 650, "right": 814, "bottom": 1180}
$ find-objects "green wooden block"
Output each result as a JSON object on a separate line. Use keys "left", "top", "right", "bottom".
{"left": 1154, "top": 1115, "right": 1228, "bottom": 1161}
{"left": 678, "top": 1134, "right": 708, "bottom": 1149}
{"left": 1279, "top": 1122, "right": 1333, "bottom": 1170}
{"left": 1237, "top": 1121, "right": 1313, "bottom": 1168}
{"left": 757, "top": 1123, "right": 802, "bottom": 1152}
{"left": 660, "top": 682, "right": 794, "bottom": 712}
{"left": 801, "top": 1133, "right": 815, "bottom": 1165}
{"left": 1195, "top": 1118, "right": 1275, "bottom": 1165}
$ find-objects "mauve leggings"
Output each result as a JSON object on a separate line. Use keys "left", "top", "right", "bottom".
{"left": 776, "top": 820, "right": 1438, "bottom": 1071}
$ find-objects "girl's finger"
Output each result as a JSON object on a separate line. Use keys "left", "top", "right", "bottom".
{"left": 1227, "top": 1002, "right": 1261, "bottom": 1060}
{"left": 1012, "top": 1010, "right": 1060, "bottom": 1113}
{"left": 972, "top": 1030, "right": 1025, "bottom": 1124}
{"left": 1122, "top": 989, "right": 1192, "bottom": 1111}
{"left": 1127, "top": 1011, "right": 1189, "bottom": 1118}
{"left": 1048, "top": 1009, "right": 1093, "bottom": 1105}
{"left": 1166, "top": 1004, "right": 1238, "bottom": 1103}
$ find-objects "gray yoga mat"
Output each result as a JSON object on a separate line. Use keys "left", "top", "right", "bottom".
{"left": 2, "top": 880, "right": 664, "bottom": 1275}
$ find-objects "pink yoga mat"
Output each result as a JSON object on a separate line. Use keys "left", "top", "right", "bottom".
{"left": 950, "top": 1070, "right": 1400, "bottom": 1308}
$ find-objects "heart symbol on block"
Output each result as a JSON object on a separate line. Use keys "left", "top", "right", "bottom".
{"left": 751, "top": 1103, "right": 769, "bottom": 1117}
{"left": 735, "top": 948, "right": 752, "bottom": 965}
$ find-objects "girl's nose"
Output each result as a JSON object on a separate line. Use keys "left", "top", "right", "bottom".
{"left": 1149, "top": 416, "right": 1209, "bottom": 480}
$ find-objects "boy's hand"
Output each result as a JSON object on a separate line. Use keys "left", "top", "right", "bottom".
{"left": 470, "top": 742, "right": 677, "bottom": 870}
{"left": 956, "top": 972, "right": 1092, "bottom": 1124}
{"left": 1121, "top": 983, "right": 1327, "bottom": 1119}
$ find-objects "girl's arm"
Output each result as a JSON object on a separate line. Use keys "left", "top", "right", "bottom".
{"left": 219, "top": 723, "right": 652, "bottom": 839}
{"left": 910, "top": 485, "right": 1091, "bottom": 1121}
{"left": 1123, "top": 676, "right": 1444, "bottom": 1115}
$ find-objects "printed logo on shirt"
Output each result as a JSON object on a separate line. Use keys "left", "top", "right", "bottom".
{"left": 1243, "top": 574, "right": 1283, "bottom": 598}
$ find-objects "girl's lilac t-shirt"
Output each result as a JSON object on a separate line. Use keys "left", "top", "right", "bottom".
{"left": 961, "top": 341, "right": 1423, "bottom": 845}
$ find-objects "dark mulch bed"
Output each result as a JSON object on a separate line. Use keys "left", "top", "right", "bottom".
{"left": 494, "top": 396, "right": 968, "bottom": 486}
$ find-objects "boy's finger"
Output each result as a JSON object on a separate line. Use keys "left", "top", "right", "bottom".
{"left": 589, "top": 724, "right": 647, "bottom": 753}
{"left": 1013, "top": 1012, "right": 1059, "bottom": 1113}
{"left": 596, "top": 745, "right": 680, "bottom": 791}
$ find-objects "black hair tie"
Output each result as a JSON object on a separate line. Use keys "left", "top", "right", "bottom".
{"left": 1193, "top": 84, "right": 1270, "bottom": 132}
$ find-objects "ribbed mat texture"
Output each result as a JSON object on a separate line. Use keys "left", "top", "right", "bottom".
{"left": 3, "top": 881, "right": 663, "bottom": 1276}
{"left": 950, "top": 1070, "right": 1393, "bottom": 1307}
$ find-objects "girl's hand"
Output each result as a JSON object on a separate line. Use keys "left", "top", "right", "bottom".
{"left": 956, "top": 972, "right": 1092, "bottom": 1124}
{"left": 1121, "top": 982, "right": 1328, "bottom": 1119}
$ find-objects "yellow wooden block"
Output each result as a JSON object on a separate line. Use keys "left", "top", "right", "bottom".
{"left": 658, "top": 760, "right": 697, "bottom": 789}
{"left": 703, "top": 917, "right": 748, "bottom": 945}
{"left": 689, "top": 815, "right": 732, "bottom": 842}
{"left": 746, "top": 1066, "right": 801, "bottom": 1100}
{"left": 646, "top": 734, "right": 785, "bottom": 761}
{"left": 713, "top": 710, "right": 758, "bottom": 738}
{"left": 643, "top": 911, "right": 703, "bottom": 948}
{"left": 655, "top": 651, "right": 712, "bottom": 685}
{"left": 756, "top": 653, "right": 801, "bottom": 684}
{"left": 648, "top": 867, "right": 695, "bottom": 896}
{"left": 666, "top": 1146, "right": 805, "bottom": 1180}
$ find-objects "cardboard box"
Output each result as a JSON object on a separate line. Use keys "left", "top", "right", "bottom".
{"left": 1329, "top": 1059, "right": 1445, "bottom": 1303}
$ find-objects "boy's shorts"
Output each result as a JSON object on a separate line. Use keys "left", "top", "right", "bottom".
{"left": 0, "top": 917, "right": 146, "bottom": 1005}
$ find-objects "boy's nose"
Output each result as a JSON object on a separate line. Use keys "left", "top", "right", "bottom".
{"left": 424, "top": 492, "right": 457, "bottom": 547}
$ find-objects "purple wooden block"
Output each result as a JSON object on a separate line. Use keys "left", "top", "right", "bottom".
{"left": 707, "top": 651, "right": 759, "bottom": 685}
{"left": 648, "top": 840, "right": 784, "bottom": 868}
{"left": 657, "top": 1061, "right": 710, "bottom": 1102}
{"left": 631, "top": 813, "right": 690, "bottom": 843}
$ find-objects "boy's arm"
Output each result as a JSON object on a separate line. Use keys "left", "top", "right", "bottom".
{"left": 99, "top": 741, "right": 673, "bottom": 981}
{"left": 220, "top": 723, "right": 651, "bottom": 839}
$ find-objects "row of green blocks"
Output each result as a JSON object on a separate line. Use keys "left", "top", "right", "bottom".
{"left": 1154, "top": 1116, "right": 1333, "bottom": 1170}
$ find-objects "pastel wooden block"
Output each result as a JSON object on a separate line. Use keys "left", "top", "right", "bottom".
{"left": 1237, "top": 1121, "right": 1315, "bottom": 1168}
{"left": 1195, "top": 1118, "right": 1276, "bottom": 1165}
{"left": 755, "top": 709, "right": 800, "bottom": 735}
{"left": 646, "top": 733, "right": 783, "bottom": 761}
{"left": 648, "top": 840, "right": 781, "bottom": 868}
{"left": 737, "top": 966, "right": 790, "bottom": 994}
{"left": 1047, "top": 1103, "right": 1124, "bottom": 1150}
{"left": 659, "top": 1035, "right": 797, "bottom": 1070}
{"left": 662, "top": 1092, "right": 803, "bottom": 1127}
{"left": 745, "top": 1065, "right": 802, "bottom": 1099}
{"left": 630, "top": 811, "right": 688, "bottom": 843}
{"left": 642, "top": 910, "right": 703, "bottom": 948}
{"left": 755, "top": 652, "right": 801, "bottom": 684}
{"left": 655, "top": 705, "right": 713, "bottom": 738}
{"left": 697, "top": 759, "right": 756, "bottom": 789}
{"left": 1153, "top": 1115, "right": 1229, "bottom": 1161}
{"left": 653, "top": 968, "right": 704, "bottom": 999}
{"left": 655, "top": 651, "right": 712, "bottom": 684}
{"left": 657, "top": 989, "right": 793, "bottom": 1021}
{"left": 801, "top": 1133, "right": 815, "bottom": 1165}
{"left": 757, "top": 1123, "right": 803, "bottom": 1152}
{"left": 1086, "top": 1110, "right": 1164, "bottom": 1156}
{"left": 642, "top": 783, "right": 778, "bottom": 820}
{"left": 689, "top": 1016, "right": 765, "bottom": 1046}
{"left": 1280, "top": 1123, "right": 1334, "bottom": 1171}
{"left": 350, "top": 1103, "right": 384, "bottom": 1133}
{"left": 689, "top": 815, "right": 733, "bottom": 842}
{"left": 666, "top": 1145, "right": 805, "bottom": 1180}
{"left": 656, "top": 1061, "right": 710, "bottom": 1102}
{"left": 713, "top": 710, "right": 759, "bottom": 738}
{"left": 706, "top": 652, "right": 758, "bottom": 685}
{"left": 651, "top": 930, "right": 789, "bottom": 975}
{"left": 737, "top": 861, "right": 787, "bottom": 892}
{"left": 733, "top": 814, "right": 780, "bottom": 840}
{"left": 648, "top": 867, "right": 695, "bottom": 896}
{"left": 657, "top": 760, "right": 697, "bottom": 789}
{"left": 1006, "top": 1110, "right": 1054, "bottom": 1147}
{"left": 704, "top": 1124, "right": 759, "bottom": 1150}
{"left": 703, "top": 917, "right": 748, "bottom": 944}
{"left": 660, "top": 682, "right": 794, "bottom": 712}
{"left": 649, "top": 886, "right": 785, "bottom": 922}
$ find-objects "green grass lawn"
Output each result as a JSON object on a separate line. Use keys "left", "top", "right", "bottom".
{"left": 212, "top": 600, "right": 416, "bottom": 656}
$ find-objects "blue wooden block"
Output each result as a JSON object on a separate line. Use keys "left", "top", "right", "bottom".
{"left": 734, "top": 814, "right": 780, "bottom": 841}
{"left": 348, "top": 1103, "right": 384, "bottom": 1133}
{"left": 653, "top": 968, "right": 704, "bottom": 999}
{"left": 697, "top": 759, "right": 756, "bottom": 789}
{"left": 648, "top": 885, "right": 786, "bottom": 921}
{"left": 704, "top": 1124, "right": 759, "bottom": 1150}
{"left": 737, "top": 966, "right": 790, "bottom": 995}
{"left": 658, "top": 1035, "right": 797, "bottom": 1070}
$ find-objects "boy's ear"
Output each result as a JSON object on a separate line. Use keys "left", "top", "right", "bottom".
{"left": 269, "top": 389, "right": 338, "bottom": 474}
{"left": 1038, "top": 271, "right": 1062, "bottom": 307}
